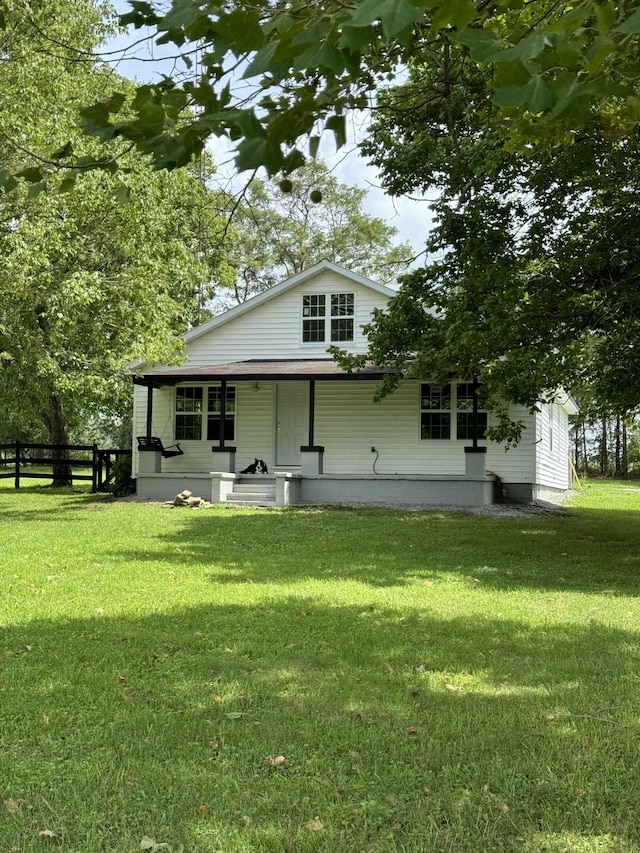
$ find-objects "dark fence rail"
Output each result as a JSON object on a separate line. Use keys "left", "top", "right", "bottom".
{"left": 0, "top": 442, "right": 131, "bottom": 491}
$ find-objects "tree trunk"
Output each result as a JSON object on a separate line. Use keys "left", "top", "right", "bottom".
{"left": 623, "top": 420, "right": 628, "bottom": 479}
{"left": 600, "top": 415, "right": 608, "bottom": 476}
{"left": 615, "top": 414, "right": 622, "bottom": 476}
{"left": 48, "top": 394, "right": 73, "bottom": 486}
{"left": 582, "top": 423, "right": 588, "bottom": 476}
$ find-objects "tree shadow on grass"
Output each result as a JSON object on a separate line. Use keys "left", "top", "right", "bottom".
{"left": 2, "top": 600, "right": 640, "bottom": 852}
{"left": 108, "top": 503, "right": 640, "bottom": 596}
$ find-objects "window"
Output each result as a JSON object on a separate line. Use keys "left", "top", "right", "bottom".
{"left": 456, "top": 382, "right": 487, "bottom": 441}
{"left": 175, "top": 386, "right": 203, "bottom": 440}
{"left": 302, "top": 294, "right": 326, "bottom": 342}
{"left": 420, "top": 382, "right": 487, "bottom": 441}
{"left": 330, "top": 293, "right": 354, "bottom": 342}
{"left": 206, "top": 386, "right": 235, "bottom": 441}
{"left": 302, "top": 292, "right": 354, "bottom": 343}
{"left": 175, "top": 385, "right": 236, "bottom": 442}
{"left": 420, "top": 383, "right": 451, "bottom": 439}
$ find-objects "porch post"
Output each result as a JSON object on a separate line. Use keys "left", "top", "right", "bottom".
{"left": 139, "top": 381, "right": 162, "bottom": 473}
{"left": 219, "top": 380, "right": 227, "bottom": 449}
{"left": 308, "top": 379, "right": 315, "bottom": 447}
{"left": 464, "top": 378, "right": 486, "bottom": 477}
{"left": 146, "top": 382, "right": 153, "bottom": 440}
{"left": 211, "top": 379, "right": 236, "bottom": 472}
{"left": 300, "top": 379, "right": 324, "bottom": 475}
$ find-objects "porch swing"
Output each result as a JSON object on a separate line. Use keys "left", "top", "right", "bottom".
{"left": 136, "top": 412, "right": 184, "bottom": 458}
{"left": 136, "top": 436, "right": 184, "bottom": 458}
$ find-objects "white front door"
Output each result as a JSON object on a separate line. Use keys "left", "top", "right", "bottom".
{"left": 276, "top": 382, "right": 309, "bottom": 467}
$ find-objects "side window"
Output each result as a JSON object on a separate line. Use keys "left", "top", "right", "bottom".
{"left": 456, "top": 382, "right": 487, "bottom": 440}
{"left": 420, "top": 383, "right": 451, "bottom": 439}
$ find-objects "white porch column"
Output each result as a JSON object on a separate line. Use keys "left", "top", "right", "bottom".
{"left": 138, "top": 450, "right": 162, "bottom": 473}
{"left": 211, "top": 447, "right": 236, "bottom": 473}
{"left": 464, "top": 446, "right": 487, "bottom": 477}
{"left": 300, "top": 445, "right": 324, "bottom": 475}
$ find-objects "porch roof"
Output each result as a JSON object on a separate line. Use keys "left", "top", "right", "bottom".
{"left": 133, "top": 359, "right": 397, "bottom": 385}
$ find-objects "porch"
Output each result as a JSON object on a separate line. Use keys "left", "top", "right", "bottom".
{"left": 133, "top": 359, "right": 494, "bottom": 507}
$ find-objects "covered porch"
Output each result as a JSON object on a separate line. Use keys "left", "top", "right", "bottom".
{"left": 132, "top": 359, "right": 493, "bottom": 507}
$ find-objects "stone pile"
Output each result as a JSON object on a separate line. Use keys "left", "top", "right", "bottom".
{"left": 162, "top": 489, "right": 211, "bottom": 509}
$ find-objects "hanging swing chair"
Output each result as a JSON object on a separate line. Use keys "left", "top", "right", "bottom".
{"left": 136, "top": 436, "right": 184, "bottom": 458}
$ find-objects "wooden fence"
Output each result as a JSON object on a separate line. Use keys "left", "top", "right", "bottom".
{"left": 0, "top": 442, "right": 131, "bottom": 491}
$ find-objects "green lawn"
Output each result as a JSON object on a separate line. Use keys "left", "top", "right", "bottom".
{"left": 1, "top": 480, "right": 640, "bottom": 853}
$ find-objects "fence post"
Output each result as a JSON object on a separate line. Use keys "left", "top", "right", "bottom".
{"left": 92, "top": 444, "right": 98, "bottom": 493}
{"left": 14, "top": 440, "right": 20, "bottom": 489}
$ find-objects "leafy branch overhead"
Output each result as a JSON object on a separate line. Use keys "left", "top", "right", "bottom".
{"left": 70, "top": 0, "right": 640, "bottom": 178}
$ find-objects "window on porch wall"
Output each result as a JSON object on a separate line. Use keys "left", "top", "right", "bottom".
{"left": 420, "top": 382, "right": 487, "bottom": 440}
{"left": 175, "top": 385, "right": 235, "bottom": 442}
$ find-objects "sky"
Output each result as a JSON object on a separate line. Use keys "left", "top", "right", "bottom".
{"left": 101, "top": 3, "right": 435, "bottom": 265}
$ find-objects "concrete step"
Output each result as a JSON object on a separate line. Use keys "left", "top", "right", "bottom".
{"left": 225, "top": 496, "right": 277, "bottom": 507}
{"left": 232, "top": 484, "right": 276, "bottom": 496}
{"left": 227, "top": 491, "right": 275, "bottom": 501}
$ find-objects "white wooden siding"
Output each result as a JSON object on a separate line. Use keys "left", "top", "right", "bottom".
{"left": 134, "top": 379, "right": 539, "bottom": 481}
{"left": 185, "top": 271, "right": 386, "bottom": 365}
{"left": 535, "top": 403, "right": 571, "bottom": 489}
{"left": 315, "top": 382, "right": 537, "bottom": 479}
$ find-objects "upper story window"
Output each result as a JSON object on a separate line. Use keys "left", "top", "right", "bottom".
{"left": 175, "top": 385, "right": 236, "bottom": 442}
{"left": 420, "top": 382, "right": 487, "bottom": 441}
{"left": 302, "top": 292, "right": 354, "bottom": 343}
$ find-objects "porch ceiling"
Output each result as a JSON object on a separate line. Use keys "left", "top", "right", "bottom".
{"left": 133, "top": 359, "right": 397, "bottom": 385}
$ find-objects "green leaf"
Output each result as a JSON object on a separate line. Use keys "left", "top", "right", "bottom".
{"left": 431, "top": 0, "right": 477, "bottom": 31}
{"left": 494, "top": 75, "right": 553, "bottom": 113}
{"left": 453, "top": 28, "right": 503, "bottom": 64}
{"left": 235, "top": 137, "right": 282, "bottom": 173}
{"left": 309, "top": 136, "right": 321, "bottom": 158}
{"left": 27, "top": 181, "right": 47, "bottom": 197}
{"left": 242, "top": 42, "right": 279, "bottom": 79}
{"left": 57, "top": 177, "right": 76, "bottom": 194}
{"left": 212, "top": 9, "right": 265, "bottom": 53}
{"left": 326, "top": 114, "right": 346, "bottom": 149}
{"left": 348, "top": 0, "right": 424, "bottom": 37}
{"left": 224, "top": 711, "right": 243, "bottom": 719}
{"left": 17, "top": 166, "right": 44, "bottom": 183}
{"left": 0, "top": 169, "right": 18, "bottom": 193}
{"left": 616, "top": 7, "right": 640, "bottom": 33}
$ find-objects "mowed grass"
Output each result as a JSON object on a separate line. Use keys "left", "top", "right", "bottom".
{"left": 1, "top": 480, "right": 640, "bottom": 853}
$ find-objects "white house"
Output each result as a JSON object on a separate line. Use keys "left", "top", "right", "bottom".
{"left": 131, "top": 260, "right": 577, "bottom": 506}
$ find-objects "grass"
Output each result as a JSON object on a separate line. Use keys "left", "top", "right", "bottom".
{"left": 1, "top": 479, "right": 640, "bottom": 853}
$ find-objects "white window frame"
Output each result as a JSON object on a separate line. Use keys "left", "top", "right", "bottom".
{"left": 301, "top": 292, "right": 355, "bottom": 344}
{"left": 419, "top": 382, "right": 488, "bottom": 441}
{"left": 175, "top": 384, "right": 236, "bottom": 443}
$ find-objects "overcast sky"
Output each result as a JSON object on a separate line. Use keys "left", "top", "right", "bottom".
{"left": 102, "top": 4, "right": 435, "bottom": 264}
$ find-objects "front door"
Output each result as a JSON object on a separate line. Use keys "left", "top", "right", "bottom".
{"left": 276, "top": 382, "right": 309, "bottom": 467}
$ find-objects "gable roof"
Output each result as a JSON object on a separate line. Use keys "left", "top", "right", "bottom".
{"left": 182, "top": 259, "right": 396, "bottom": 346}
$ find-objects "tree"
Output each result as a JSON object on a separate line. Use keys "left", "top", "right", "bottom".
{"left": 219, "top": 160, "right": 412, "bottom": 308}
{"left": 349, "top": 51, "right": 640, "bottom": 441}
{"left": 0, "top": 0, "right": 233, "bottom": 482}
{"left": 65, "top": 0, "right": 640, "bottom": 184}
